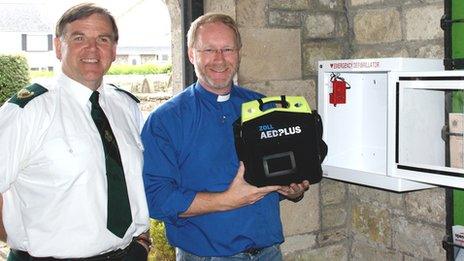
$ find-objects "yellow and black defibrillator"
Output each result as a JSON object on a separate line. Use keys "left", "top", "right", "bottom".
{"left": 233, "top": 96, "right": 327, "bottom": 187}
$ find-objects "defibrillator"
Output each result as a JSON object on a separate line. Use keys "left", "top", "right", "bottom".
{"left": 233, "top": 96, "right": 327, "bottom": 187}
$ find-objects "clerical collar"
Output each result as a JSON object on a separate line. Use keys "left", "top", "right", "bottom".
{"left": 217, "top": 93, "right": 230, "bottom": 102}
{"left": 195, "top": 82, "right": 232, "bottom": 103}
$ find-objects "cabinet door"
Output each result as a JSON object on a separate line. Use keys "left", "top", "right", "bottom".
{"left": 394, "top": 72, "right": 464, "bottom": 188}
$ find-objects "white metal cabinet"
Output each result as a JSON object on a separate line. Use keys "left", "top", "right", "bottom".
{"left": 390, "top": 70, "right": 464, "bottom": 188}
{"left": 318, "top": 58, "right": 445, "bottom": 191}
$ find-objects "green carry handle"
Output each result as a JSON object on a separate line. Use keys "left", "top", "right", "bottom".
{"left": 241, "top": 96, "right": 312, "bottom": 124}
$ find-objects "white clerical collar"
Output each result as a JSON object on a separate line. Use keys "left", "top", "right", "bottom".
{"left": 217, "top": 93, "right": 230, "bottom": 102}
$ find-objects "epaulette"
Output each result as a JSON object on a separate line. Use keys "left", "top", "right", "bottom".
{"left": 8, "top": 83, "right": 48, "bottom": 108}
{"left": 110, "top": 84, "right": 140, "bottom": 103}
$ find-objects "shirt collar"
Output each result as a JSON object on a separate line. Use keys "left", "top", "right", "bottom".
{"left": 57, "top": 73, "right": 104, "bottom": 107}
{"left": 194, "top": 82, "right": 232, "bottom": 103}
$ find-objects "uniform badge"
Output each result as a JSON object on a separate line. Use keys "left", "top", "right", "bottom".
{"left": 8, "top": 83, "right": 48, "bottom": 108}
{"left": 17, "top": 88, "right": 34, "bottom": 99}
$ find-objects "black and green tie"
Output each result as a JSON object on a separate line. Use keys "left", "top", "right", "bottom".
{"left": 89, "top": 91, "right": 132, "bottom": 238}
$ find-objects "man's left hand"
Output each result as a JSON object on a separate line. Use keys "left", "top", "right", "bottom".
{"left": 277, "top": 180, "right": 310, "bottom": 202}
{"left": 135, "top": 231, "right": 152, "bottom": 253}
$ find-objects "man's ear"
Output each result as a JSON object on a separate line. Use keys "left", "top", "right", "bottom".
{"left": 111, "top": 43, "right": 117, "bottom": 62}
{"left": 54, "top": 37, "right": 62, "bottom": 60}
{"left": 188, "top": 48, "right": 194, "bottom": 64}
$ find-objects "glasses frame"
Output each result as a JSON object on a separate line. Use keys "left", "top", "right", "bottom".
{"left": 194, "top": 47, "right": 238, "bottom": 56}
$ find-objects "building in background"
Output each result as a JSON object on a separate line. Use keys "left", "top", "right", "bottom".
{"left": 0, "top": 0, "right": 171, "bottom": 71}
{"left": 0, "top": 2, "right": 55, "bottom": 71}
{"left": 113, "top": 0, "right": 171, "bottom": 65}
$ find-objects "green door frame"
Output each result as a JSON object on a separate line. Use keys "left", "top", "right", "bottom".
{"left": 444, "top": 0, "right": 464, "bottom": 260}
{"left": 449, "top": 0, "right": 464, "bottom": 226}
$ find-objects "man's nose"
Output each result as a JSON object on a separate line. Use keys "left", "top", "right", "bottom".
{"left": 212, "top": 50, "right": 226, "bottom": 60}
{"left": 85, "top": 38, "right": 98, "bottom": 49}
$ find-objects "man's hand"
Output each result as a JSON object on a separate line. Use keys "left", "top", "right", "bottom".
{"left": 179, "top": 162, "right": 281, "bottom": 217}
{"left": 135, "top": 231, "right": 151, "bottom": 253}
{"left": 277, "top": 180, "right": 310, "bottom": 202}
{"left": 222, "top": 162, "right": 282, "bottom": 209}
{"left": 0, "top": 195, "right": 6, "bottom": 242}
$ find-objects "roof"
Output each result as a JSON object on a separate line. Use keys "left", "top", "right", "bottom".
{"left": 0, "top": 0, "right": 171, "bottom": 50}
{"left": 0, "top": 3, "right": 52, "bottom": 32}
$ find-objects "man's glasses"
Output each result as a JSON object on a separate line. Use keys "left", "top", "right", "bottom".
{"left": 195, "top": 48, "right": 238, "bottom": 56}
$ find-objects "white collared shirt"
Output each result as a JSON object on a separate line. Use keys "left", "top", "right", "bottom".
{"left": 0, "top": 73, "right": 149, "bottom": 258}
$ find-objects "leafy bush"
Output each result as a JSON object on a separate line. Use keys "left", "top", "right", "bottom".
{"left": 149, "top": 219, "right": 175, "bottom": 261}
{"left": 108, "top": 64, "right": 172, "bottom": 75}
{"left": 0, "top": 55, "right": 30, "bottom": 104}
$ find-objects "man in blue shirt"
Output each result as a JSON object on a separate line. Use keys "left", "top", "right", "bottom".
{"left": 141, "top": 13, "right": 310, "bottom": 260}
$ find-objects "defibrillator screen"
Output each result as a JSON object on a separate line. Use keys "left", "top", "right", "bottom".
{"left": 263, "top": 151, "right": 296, "bottom": 177}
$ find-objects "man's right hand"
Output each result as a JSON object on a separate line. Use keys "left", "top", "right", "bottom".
{"left": 222, "top": 162, "right": 281, "bottom": 209}
{"left": 179, "top": 162, "right": 281, "bottom": 217}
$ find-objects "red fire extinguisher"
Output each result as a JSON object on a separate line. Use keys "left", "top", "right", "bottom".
{"left": 329, "top": 73, "right": 350, "bottom": 106}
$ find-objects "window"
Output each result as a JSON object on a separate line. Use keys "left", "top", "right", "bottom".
{"left": 22, "top": 34, "right": 52, "bottom": 52}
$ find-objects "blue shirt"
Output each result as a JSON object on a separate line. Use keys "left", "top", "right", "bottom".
{"left": 141, "top": 82, "right": 284, "bottom": 256}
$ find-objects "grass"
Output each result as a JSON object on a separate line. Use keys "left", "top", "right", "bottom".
{"left": 29, "top": 63, "right": 172, "bottom": 79}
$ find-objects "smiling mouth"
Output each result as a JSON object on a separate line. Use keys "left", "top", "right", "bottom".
{"left": 210, "top": 67, "right": 228, "bottom": 73}
{"left": 81, "top": 58, "right": 99, "bottom": 63}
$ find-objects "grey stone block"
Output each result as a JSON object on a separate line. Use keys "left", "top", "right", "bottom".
{"left": 354, "top": 8, "right": 401, "bottom": 44}
{"left": 239, "top": 28, "right": 302, "bottom": 82}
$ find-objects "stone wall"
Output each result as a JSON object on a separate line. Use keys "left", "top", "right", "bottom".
{"left": 202, "top": 0, "right": 446, "bottom": 260}
{"left": 159, "top": 0, "right": 448, "bottom": 259}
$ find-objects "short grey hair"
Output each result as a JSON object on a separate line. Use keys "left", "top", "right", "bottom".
{"left": 187, "top": 13, "right": 241, "bottom": 49}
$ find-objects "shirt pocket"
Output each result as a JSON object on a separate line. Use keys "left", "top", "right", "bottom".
{"left": 41, "top": 136, "right": 96, "bottom": 187}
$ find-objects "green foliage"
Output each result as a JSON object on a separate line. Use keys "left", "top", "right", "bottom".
{"left": 149, "top": 219, "right": 175, "bottom": 261}
{"left": 0, "top": 55, "right": 30, "bottom": 104}
{"left": 108, "top": 64, "right": 172, "bottom": 75}
{"left": 452, "top": 91, "right": 464, "bottom": 113}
